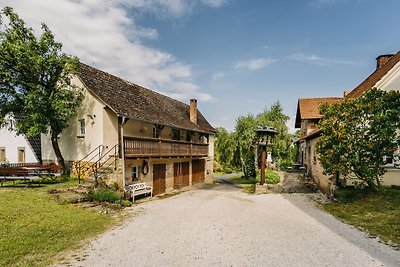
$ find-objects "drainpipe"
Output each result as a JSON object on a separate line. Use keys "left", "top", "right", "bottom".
{"left": 120, "top": 116, "right": 127, "bottom": 190}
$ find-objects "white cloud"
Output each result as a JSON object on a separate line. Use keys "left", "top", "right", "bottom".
{"left": 212, "top": 72, "right": 225, "bottom": 80}
{"left": 288, "top": 53, "right": 359, "bottom": 66}
{"left": 200, "top": 0, "right": 229, "bottom": 8}
{"left": 127, "top": 0, "right": 229, "bottom": 19}
{"left": 235, "top": 58, "right": 277, "bottom": 71}
{"left": 1, "top": 0, "right": 227, "bottom": 102}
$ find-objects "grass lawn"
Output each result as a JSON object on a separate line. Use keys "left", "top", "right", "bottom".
{"left": 0, "top": 179, "right": 115, "bottom": 266}
{"left": 323, "top": 188, "right": 400, "bottom": 247}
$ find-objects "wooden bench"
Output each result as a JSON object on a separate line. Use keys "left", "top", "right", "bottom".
{"left": 0, "top": 168, "right": 40, "bottom": 186}
{"left": 127, "top": 183, "right": 153, "bottom": 202}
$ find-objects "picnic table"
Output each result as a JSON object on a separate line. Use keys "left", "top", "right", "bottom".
{"left": 0, "top": 164, "right": 62, "bottom": 186}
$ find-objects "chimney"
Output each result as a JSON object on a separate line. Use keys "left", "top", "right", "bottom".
{"left": 376, "top": 54, "right": 394, "bottom": 69}
{"left": 190, "top": 99, "right": 198, "bottom": 125}
{"left": 343, "top": 90, "right": 350, "bottom": 97}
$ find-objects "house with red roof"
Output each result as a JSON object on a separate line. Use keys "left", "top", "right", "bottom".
{"left": 295, "top": 52, "right": 400, "bottom": 195}
{"left": 295, "top": 97, "right": 343, "bottom": 194}
{"left": 41, "top": 63, "right": 215, "bottom": 195}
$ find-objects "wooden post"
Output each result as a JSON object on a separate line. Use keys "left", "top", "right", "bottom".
{"left": 260, "top": 146, "right": 266, "bottom": 185}
{"left": 120, "top": 116, "right": 126, "bottom": 190}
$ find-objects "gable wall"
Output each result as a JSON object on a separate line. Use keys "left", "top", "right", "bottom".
{"left": 375, "top": 61, "right": 400, "bottom": 92}
{"left": 0, "top": 127, "right": 37, "bottom": 163}
{"left": 42, "top": 76, "right": 117, "bottom": 162}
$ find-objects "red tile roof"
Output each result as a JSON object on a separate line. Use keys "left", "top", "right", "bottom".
{"left": 78, "top": 63, "right": 214, "bottom": 134}
{"left": 295, "top": 97, "right": 342, "bottom": 128}
{"left": 346, "top": 51, "right": 400, "bottom": 98}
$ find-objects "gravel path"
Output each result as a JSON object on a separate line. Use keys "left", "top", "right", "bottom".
{"left": 62, "top": 177, "right": 400, "bottom": 267}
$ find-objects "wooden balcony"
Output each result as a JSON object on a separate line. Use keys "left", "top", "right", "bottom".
{"left": 124, "top": 136, "right": 209, "bottom": 158}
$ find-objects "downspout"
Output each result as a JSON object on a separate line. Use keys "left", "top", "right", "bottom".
{"left": 120, "top": 116, "right": 126, "bottom": 189}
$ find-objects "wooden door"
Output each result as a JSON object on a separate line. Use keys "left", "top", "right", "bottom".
{"left": 174, "top": 162, "right": 189, "bottom": 189}
{"left": 192, "top": 159, "right": 205, "bottom": 184}
{"left": 153, "top": 164, "right": 166, "bottom": 196}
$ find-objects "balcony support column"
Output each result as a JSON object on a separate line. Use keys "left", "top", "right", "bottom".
{"left": 119, "top": 116, "right": 128, "bottom": 189}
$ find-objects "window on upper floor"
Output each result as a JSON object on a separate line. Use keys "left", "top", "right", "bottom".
{"left": 172, "top": 129, "right": 180, "bottom": 141}
{"left": 152, "top": 126, "right": 159, "bottom": 138}
{"left": 186, "top": 131, "right": 192, "bottom": 142}
{"left": 78, "top": 119, "right": 86, "bottom": 137}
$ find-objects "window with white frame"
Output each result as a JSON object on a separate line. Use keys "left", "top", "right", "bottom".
{"left": 78, "top": 119, "right": 86, "bottom": 137}
{"left": 131, "top": 166, "right": 139, "bottom": 182}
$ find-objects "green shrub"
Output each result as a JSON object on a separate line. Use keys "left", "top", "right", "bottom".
{"left": 256, "top": 169, "right": 280, "bottom": 184}
{"left": 109, "top": 181, "right": 122, "bottom": 192}
{"left": 223, "top": 166, "right": 233, "bottom": 174}
{"left": 121, "top": 200, "right": 132, "bottom": 207}
{"left": 88, "top": 189, "right": 121, "bottom": 203}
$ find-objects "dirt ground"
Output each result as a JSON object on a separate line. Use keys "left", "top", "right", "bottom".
{"left": 258, "top": 171, "right": 319, "bottom": 194}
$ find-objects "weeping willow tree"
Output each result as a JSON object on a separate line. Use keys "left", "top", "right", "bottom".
{"left": 214, "top": 101, "right": 295, "bottom": 177}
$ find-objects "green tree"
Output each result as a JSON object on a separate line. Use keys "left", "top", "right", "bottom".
{"left": 231, "top": 102, "right": 294, "bottom": 177}
{"left": 234, "top": 114, "right": 257, "bottom": 177}
{"left": 256, "top": 101, "right": 292, "bottom": 167}
{"left": 317, "top": 89, "right": 400, "bottom": 191}
{"left": 0, "top": 7, "right": 83, "bottom": 169}
{"left": 214, "top": 127, "right": 237, "bottom": 169}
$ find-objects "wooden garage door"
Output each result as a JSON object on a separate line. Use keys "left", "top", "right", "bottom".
{"left": 153, "top": 164, "right": 166, "bottom": 196}
{"left": 192, "top": 159, "right": 205, "bottom": 184}
{"left": 174, "top": 162, "right": 189, "bottom": 189}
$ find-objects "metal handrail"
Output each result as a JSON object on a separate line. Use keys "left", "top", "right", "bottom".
{"left": 75, "top": 144, "right": 104, "bottom": 183}
{"left": 92, "top": 144, "right": 118, "bottom": 184}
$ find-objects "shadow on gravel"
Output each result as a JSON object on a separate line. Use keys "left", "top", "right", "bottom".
{"left": 283, "top": 194, "right": 400, "bottom": 266}
{"left": 195, "top": 174, "right": 244, "bottom": 192}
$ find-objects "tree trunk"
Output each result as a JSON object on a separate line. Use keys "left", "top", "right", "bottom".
{"left": 239, "top": 147, "right": 246, "bottom": 177}
{"left": 254, "top": 145, "right": 258, "bottom": 174}
{"left": 51, "top": 131, "right": 66, "bottom": 171}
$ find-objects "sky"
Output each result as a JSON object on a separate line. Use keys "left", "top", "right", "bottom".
{"left": 2, "top": 0, "right": 400, "bottom": 132}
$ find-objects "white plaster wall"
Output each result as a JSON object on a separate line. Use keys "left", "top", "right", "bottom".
{"left": 103, "top": 107, "right": 118, "bottom": 151}
{"left": 42, "top": 77, "right": 115, "bottom": 162}
{"left": 382, "top": 169, "right": 400, "bottom": 186}
{"left": 308, "top": 137, "right": 334, "bottom": 195}
{"left": 0, "top": 127, "right": 37, "bottom": 163}
{"left": 375, "top": 62, "right": 400, "bottom": 92}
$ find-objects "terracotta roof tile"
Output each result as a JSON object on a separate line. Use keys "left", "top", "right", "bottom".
{"left": 295, "top": 97, "right": 342, "bottom": 128}
{"left": 78, "top": 63, "right": 214, "bottom": 134}
{"left": 346, "top": 51, "right": 400, "bottom": 98}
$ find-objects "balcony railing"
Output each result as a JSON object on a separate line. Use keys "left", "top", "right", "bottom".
{"left": 124, "top": 136, "right": 209, "bottom": 158}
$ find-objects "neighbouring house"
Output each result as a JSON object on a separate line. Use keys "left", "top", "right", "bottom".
{"left": 296, "top": 52, "right": 400, "bottom": 195}
{"left": 41, "top": 62, "right": 215, "bottom": 195}
{"left": 294, "top": 97, "right": 343, "bottom": 194}
{"left": 0, "top": 118, "right": 41, "bottom": 165}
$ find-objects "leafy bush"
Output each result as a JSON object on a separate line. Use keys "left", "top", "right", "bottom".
{"left": 121, "top": 200, "right": 132, "bottom": 207}
{"left": 243, "top": 157, "right": 256, "bottom": 178}
{"left": 223, "top": 166, "right": 233, "bottom": 174}
{"left": 88, "top": 189, "right": 121, "bottom": 203}
{"left": 109, "top": 181, "right": 122, "bottom": 192}
{"left": 256, "top": 169, "right": 280, "bottom": 184}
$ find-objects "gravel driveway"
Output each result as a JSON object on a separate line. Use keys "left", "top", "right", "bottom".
{"left": 63, "top": 177, "right": 400, "bottom": 267}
